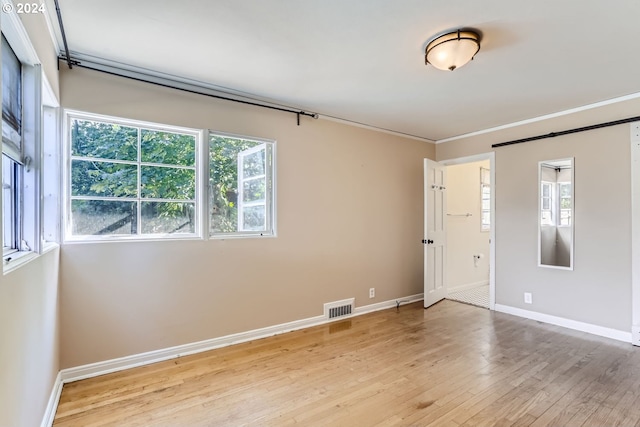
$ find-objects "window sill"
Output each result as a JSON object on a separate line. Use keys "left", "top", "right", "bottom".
{"left": 3, "top": 242, "right": 60, "bottom": 275}
{"left": 63, "top": 235, "right": 204, "bottom": 245}
{"left": 210, "top": 232, "right": 277, "bottom": 240}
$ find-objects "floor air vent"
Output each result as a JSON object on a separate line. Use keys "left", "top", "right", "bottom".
{"left": 324, "top": 298, "right": 355, "bottom": 320}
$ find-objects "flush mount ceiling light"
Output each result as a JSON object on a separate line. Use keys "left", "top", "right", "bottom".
{"left": 425, "top": 29, "right": 481, "bottom": 71}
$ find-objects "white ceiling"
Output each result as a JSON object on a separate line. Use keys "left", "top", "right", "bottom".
{"left": 48, "top": 0, "right": 640, "bottom": 142}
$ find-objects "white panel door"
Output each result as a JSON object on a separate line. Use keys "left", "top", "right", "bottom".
{"left": 424, "top": 159, "right": 447, "bottom": 308}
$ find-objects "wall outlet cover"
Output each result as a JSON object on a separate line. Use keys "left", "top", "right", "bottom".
{"left": 524, "top": 292, "right": 533, "bottom": 304}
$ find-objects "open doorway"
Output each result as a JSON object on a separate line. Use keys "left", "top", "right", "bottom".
{"left": 441, "top": 153, "right": 495, "bottom": 310}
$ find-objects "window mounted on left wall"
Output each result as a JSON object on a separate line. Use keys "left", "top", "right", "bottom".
{"left": 2, "top": 14, "right": 59, "bottom": 272}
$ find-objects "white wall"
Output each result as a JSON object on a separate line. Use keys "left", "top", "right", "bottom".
{"left": 446, "top": 160, "right": 490, "bottom": 290}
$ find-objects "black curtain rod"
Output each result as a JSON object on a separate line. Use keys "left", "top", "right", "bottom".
{"left": 60, "top": 59, "right": 319, "bottom": 125}
{"left": 492, "top": 115, "right": 640, "bottom": 148}
{"left": 53, "top": 0, "right": 73, "bottom": 69}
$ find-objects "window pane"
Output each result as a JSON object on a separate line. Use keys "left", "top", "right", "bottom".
{"left": 141, "top": 166, "right": 195, "bottom": 200}
{"left": 542, "top": 183, "right": 550, "bottom": 198}
{"left": 2, "top": 154, "right": 16, "bottom": 249}
{"left": 68, "top": 115, "right": 200, "bottom": 240}
{"left": 141, "top": 201, "right": 195, "bottom": 234}
{"left": 209, "top": 135, "right": 267, "bottom": 234}
{"left": 560, "top": 198, "right": 571, "bottom": 209}
{"left": 542, "top": 198, "right": 550, "bottom": 210}
{"left": 141, "top": 129, "right": 195, "bottom": 166}
{"left": 242, "top": 205, "right": 266, "bottom": 231}
{"left": 71, "top": 200, "right": 137, "bottom": 235}
{"left": 2, "top": 35, "right": 22, "bottom": 135}
{"left": 481, "top": 212, "right": 490, "bottom": 226}
{"left": 71, "top": 159, "right": 137, "bottom": 197}
{"left": 242, "top": 149, "right": 265, "bottom": 178}
{"left": 243, "top": 178, "right": 266, "bottom": 203}
{"left": 482, "top": 199, "right": 490, "bottom": 210}
{"left": 71, "top": 119, "right": 138, "bottom": 161}
{"left": 560, "top": 183, "right": 571, "bottom": 197}
{"left": 541, "top": 211, "right": 552, "bottom": 225}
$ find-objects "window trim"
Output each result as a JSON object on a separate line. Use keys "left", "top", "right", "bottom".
{"left": 208, "top": 130, "right": 277, "bottom": 239}
{"left": 63, "top": 110, "right": 204, "bottom": 243}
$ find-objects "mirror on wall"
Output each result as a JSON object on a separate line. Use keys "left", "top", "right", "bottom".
{"left": 538, "top": 158, "right": 574, "bottom": 269}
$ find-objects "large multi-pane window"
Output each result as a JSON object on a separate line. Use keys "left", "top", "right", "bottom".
{"left": 65, "top": 116, "right": 277, "bottom": 241}
{"left": 67, "top": 114, "right": 199, "bottom": 239}
{"left": 209, "top": 133, "right": 275, "bottom": 237}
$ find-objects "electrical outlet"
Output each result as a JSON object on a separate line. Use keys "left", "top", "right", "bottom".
{"left": 524, "top": 292, "right": 533, "bottom": 304}
{"left": 369, "top": 288, "right": 375, "bottom": 298}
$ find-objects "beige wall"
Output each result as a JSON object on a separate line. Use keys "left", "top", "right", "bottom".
{"left": 437, "top": 103, "right": 635, "bottom": 332}
{"left": 446, "top": 160, "right": 490, "bottom": 290}
{"left": 59, "top": 67, "right": 435, "bottom": 368}
{"left": 0, "top": 11, "right": 60, "bottom": 427}
{"left": 18, "top": 11, "right": 59, "bottom": 99}
{"left": 0, "top": 248, "right": 60, "bottom": 427}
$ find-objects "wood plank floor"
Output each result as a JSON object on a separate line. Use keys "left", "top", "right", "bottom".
{"left": 53, "top": 300, "right": 640, "bottom": 426}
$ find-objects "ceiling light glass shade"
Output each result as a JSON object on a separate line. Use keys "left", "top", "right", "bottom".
{"left": 425, "top": 30, "right": 480, "bottom": 71}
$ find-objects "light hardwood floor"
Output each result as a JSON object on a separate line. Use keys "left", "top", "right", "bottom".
{"left": 53, "top": 300, "right": 640, "bottom": 426}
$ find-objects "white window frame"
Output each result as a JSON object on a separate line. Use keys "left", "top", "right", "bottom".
{"left": 237, "top": 143, "right": 268, "bottom": 232}
{"left": 558, "top": 181, "right": 572, "bottom": 227}
{"left": 540, "top": 180, "right": 573, "bottom": 228}
{"left": 64, "top": 110, "right": 203, "bottom": 242}
{"left": 2, "top": 8, "right": 59, "bottom": 273}
{"left": 540, "top": 181, "right": 553, "bottom": 226}
{"left": 209, "top": 131, "right": 276, "bottom": 239}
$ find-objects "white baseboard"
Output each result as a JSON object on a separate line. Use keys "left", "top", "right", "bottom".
{"left": 40, "top": 371, "right": 63, "bottom": 427}
{"left": 447, "top": 281, "right": 489, "bottom": 294}
{"left": 355, "top": 293, "right": 424, "bottom": 314}
{"left": 495, "top": 304, "right": 632, "bottom": 343}
{"left": 60, "top": 293, "right": 425, "bottom": 384}
{"left": 632, "top": 324, "right": 640, "bottom": 346}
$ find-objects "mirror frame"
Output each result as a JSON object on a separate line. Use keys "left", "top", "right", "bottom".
{"left": 538, "top": 157, "right": 574, "bottom": 270}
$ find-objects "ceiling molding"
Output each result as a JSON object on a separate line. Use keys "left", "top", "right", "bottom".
{"left": 436, "top": 91, "right": 640, "bottom": 144}
{"left": 319, "top": 115, "right": 435, "bottom": 143}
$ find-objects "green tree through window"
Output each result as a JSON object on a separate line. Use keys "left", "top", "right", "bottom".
{"left": 69, "top": 117, "right": 198, "bottom": 237}
{"left": 209, "top": 134, "right": 274, "bottom": 235}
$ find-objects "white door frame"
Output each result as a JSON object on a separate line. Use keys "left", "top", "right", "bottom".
{"left": 440, "top": 152, "right": 496, "bottom": 310}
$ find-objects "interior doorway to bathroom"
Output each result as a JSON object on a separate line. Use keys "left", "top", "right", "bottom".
{"left": 442, "top": 155, "right": 494, "bottom": 309}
